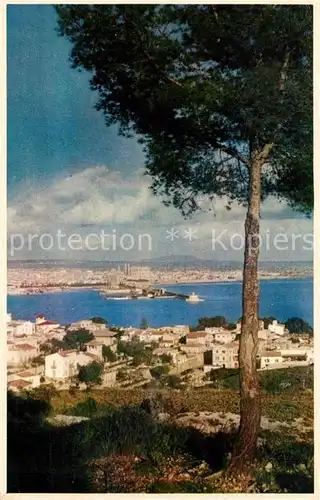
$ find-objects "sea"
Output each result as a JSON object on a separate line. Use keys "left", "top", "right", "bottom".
{"left": 7, "top": 278, "right": 313, "bottom": 328}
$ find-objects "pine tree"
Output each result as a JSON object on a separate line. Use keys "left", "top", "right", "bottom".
{"left": 56, "top": 4, "right": 312, "bottom": 470}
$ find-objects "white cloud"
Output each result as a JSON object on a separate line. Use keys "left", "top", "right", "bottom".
{"left": 7, "top": 165, "right": 313, "bottom": 261}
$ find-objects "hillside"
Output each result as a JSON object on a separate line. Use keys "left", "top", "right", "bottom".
{"left": 7, "top": 367, "right": 314, "bottom": 493}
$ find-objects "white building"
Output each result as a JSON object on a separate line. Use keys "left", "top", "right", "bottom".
{"left": 153, "top": 347, "right": 181, "bottom": 364}
{"left": 36, "top": 320, "right": 61, "bottom": 335}
{"left": 258, "top": 329, "right": 269, "bottom": 340}
{"left": 93, "top": 329, "right": 120, "bottom": 347}
{"left": 186, "top": 332, "right": 213, "bottom": 346}
{"left": 280, "top": 347, "right": 314, "bottom": 364}
{"left": 7, "top": 343, "right": 39, "bottom": 365}
{"left": 211, "top": 342, "right": 239, "bottom": 369}
{"left": 159, "top": 333, "right": 179, "bottom": 347}
{"left": 260, "top": 351, "right": 283, "bottom": 369}
{"left": 138, "top": 330, "right": 163, "bottom": 343}
{"left": 205, "top": 327, "right": 229, "bottom": 334}
{"left": 268, "top": 320, "right": 286, "bottom": 336}
{"left": 68, "top": 319, "right": 106, "bottom": 332}
{"left": 7, "top": 369, "right": 41, "bottom": 389}
{"left": 214, "top": 332, "right": 236, "bottom": 344}
{"left": 157, "top": 325, "right": 189, "bottom": 336}
{"left": 35, "top": 314, "right": 46, "bottom": 325}
{"left": 45, "top": 350, "right": 100, "bottom": 380}
{"left": 86, "top": 339, "right": 117, "bottom": 358}
{"left": 7, "top": 320, "right": 36, "bottom": 337}
{"left": 180, "top": 343, "right": 207, "bottom": 355}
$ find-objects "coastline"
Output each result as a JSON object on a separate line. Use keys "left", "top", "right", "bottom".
{"left": 153, "top": 274, "right": 313, "bottom": 287}
{"left": 7, "top": 274, "right": 313, "bottom": 296}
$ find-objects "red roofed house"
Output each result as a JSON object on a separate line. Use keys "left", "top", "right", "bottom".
{"left": 7, "top": 369, "right": 41, "bottom": 389}
{"left": 45, "top": 350, "right": 100, "bottom": 380}
{"left": 8, "top": 379, "right": 33, "bottom": 392}
{"left": 35, "top": 314, "right": 46, "bottom": 325}
{"left": 7, "top": 343, "right": 39, "bottom": 365}
{"left": 36, "top": 320, "right": 61, "bottom": 335}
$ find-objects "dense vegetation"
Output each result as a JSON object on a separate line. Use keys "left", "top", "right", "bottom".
{"left": 7, "top": 369, "right": 314, "bottom": 493}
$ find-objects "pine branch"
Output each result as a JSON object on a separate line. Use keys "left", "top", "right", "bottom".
{"left": 124, "top": 14, "right": 183, "bottom": 88}
{"left": 217, "top": 144, "right": 250, "bottom": 168}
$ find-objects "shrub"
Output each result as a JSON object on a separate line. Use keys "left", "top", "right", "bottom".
{"left": 77, "top": 361, "right": 104, "bottom": 389}
{"left": 164, "top": 374, "right": 182, "bottom": 389}
{"left": 150, "top": 364, "right": 170, "bottom": 380}
{"left": 7, "top": 391, "right": 52, "bottom": 426}
{"left": 102, "top": 345, "right": 117, "bottom": 363}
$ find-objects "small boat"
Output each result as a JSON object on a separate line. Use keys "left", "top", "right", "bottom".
{"left": 186, "top": 292, "right": 203, "bottom": 303}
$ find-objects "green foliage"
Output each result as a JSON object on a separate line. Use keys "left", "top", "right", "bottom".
{"left": 7, "top": 391, "right": 52, "bottom": 426}
{"left": 160, "top": 353, "right": 173, "bottom": 364}
{"left": 77, "top": 361, "right": 104, "bottom": 389}
{"left": 56, "top": 4, "right": 312, "bottom": 215}
{"left": 208, "top": 366, "right": 314, "bottom": 393}
{"left": 63, "top": 329, "right": 94, "bottom": 350}
{"left": 31, "top": 384, "right": 58, "bottom": 402}
{"left": 150, "top": 364, "right": 170, "bottom": 380}
{"left": 225, "top": 323, "right": 237, "bottom": 331}
{"left": 118, "top": 340, "right": 153, "bottom": 366}
{"left": 116, "top": 368, "right": 128, "bottom": 381}
{"left": 198, "top": 316, "right": 227, "bottom": 329}
{"left": 260, "top": 366, "right": 313, "bottom": 394}
{"left": 64, "top": 397, "right": 116, "bottom": 418}
{"left": 147, "top": 481, "right": 215, "bottom": 493}
{"left": 285, "top": 317, "right": 313, "bottom": 335}
{"left": 102, "top": 345, "right": 117, "bottom": 363}
{"left": 260, "top": 316, "right": 277, "bottom": 328}
{"left": 90, "top": 317, "right": 107, "bottom": 324}
{"left": 164, "top": 374, "right": 182, "bottom": 389}
{"left": 31, "top": 354, "right": 45, "bottom": 366}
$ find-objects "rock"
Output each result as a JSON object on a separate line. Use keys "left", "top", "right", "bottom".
{"left": 180, "top": 473, "right": 191, "bottom": 479}
{"left": 298, "top": 463, "right": 307, "bottom": 472}
{"left": 199, "top": 461, "right": 209, "bottom": 471}
{"left": 157, "top": 412, "right": 170, "bottom": 422}
{"left": 265, "top": 462, "right": 273, "bottom": 472}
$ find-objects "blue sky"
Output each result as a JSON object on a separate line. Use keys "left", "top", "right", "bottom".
{"left": 7, "top": 4, "right": 145, "bottom": 193}
{"left": 6, "top": 5, "right": 313, "bottom": 262}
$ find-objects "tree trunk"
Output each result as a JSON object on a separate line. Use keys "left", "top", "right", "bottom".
{"left": 229, "top": 159, "right": 262, "bottom": 472}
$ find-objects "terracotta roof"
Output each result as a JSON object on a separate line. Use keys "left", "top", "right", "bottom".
{"left": 260, "top": 351, "right": 282, "bottom": 357}
{"left": 8, "top": 379, "right": 32, "bottom": 388}
{"left": 16, "top": 370, "right": 37, "bottom": 377}
{"left": 58, "top": 349, "right": 78, "bottom": 357}
{"left": 187, "top": 332, "right": 207, "bottom": 338}
{"left": 12, "top": 343, "right": 37, "bottom": 351}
